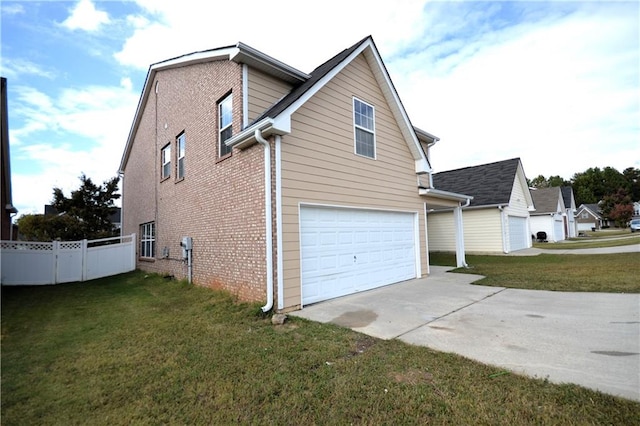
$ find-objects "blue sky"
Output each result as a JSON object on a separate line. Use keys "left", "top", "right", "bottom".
{"left": 2, "top": 0, "right": 639, "bottom": 215}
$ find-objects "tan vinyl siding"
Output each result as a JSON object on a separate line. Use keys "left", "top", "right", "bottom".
{"left": 279, "top": 53, "right": 425, "bottom": 309}
{"left": 247, "top": 68, "right": 292, "bottom": 123}
{"left": 428, "top": 208, "right": 504, "bottom": 253}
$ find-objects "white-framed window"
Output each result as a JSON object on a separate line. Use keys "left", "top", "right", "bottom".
{"left": 353, "top": 97, "right": 375, "bottom": 159}
{"left": 218, "top": 94, "right": 233, "bottom": 157}
{"left": 161, "top": 143, "right": 171, "bottom": 179}
{"left": 140, "top": 222, "right": 155, "bottom": 258}
{"left": 177, "top": 133, "right": 185, "bottom": 179}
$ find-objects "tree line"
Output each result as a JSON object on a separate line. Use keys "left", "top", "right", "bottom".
{"left": 528, "top": 166, "right": 639, "bottom": 227}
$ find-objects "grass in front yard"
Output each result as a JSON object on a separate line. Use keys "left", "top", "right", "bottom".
{"left": 2, "top": 271, "right": 638, "bottom": 424}
{"left": 533, "top": 233, "right": 640, "bottom": 249}
{"left": 429, "top": 252, "right": 640, "bottom": 292}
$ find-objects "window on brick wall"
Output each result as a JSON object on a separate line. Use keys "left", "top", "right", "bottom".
{"left": 177, "top": 132, "right": 185, "bottom": 179}
{"left": 161, "top": 143, "right": 171, "bottom": 179}
{"left": 218, "top": 93, "right": 233, "bottom": 157}
{"left": 353, "top": 97, "right": 376, "bottom": 159}
{"left": 140, "top": 222, "right": 155, "bottom": 258}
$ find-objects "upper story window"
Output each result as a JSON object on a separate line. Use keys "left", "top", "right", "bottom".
{"left": 140, "top": 222, "right": 155, "bottom": 258}
{"left": 161, "top": 143, "right": 171, "bottom": 179}
{"left": 177, "top": 133, "right": 185, "bottom": 179}
{"left": 353, "top": 97, "right": 375, "bottom": 159}
{"left": 218, "top": 94, "right": 233, "bottom": 157}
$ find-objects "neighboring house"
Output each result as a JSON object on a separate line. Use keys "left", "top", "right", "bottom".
{"left": 119, "top": 36, "right": 472, "bottom": 312}
{"left": 576, "top": 204, "right": 606, "bottom": 231}
{"left": 1, "top": 77, "right": 18, "bottom": 240}
{"left": 561, "top": 186, "right": 578, "bottom": 238}
{"left": 529, "top": 187, "right": 566, "bottom": 242}
{"left": 426, "top": 158, "right": 535, "bottom": 254}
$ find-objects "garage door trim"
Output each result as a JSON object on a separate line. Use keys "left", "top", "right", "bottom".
{"left": 299, "top": 203, "right": 421, "bottom": 307}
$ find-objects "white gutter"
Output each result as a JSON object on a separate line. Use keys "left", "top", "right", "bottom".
{"left": 255, "top": 129, "right": 274, "bottom": 312}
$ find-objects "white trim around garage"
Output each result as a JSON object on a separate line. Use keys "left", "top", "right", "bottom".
{"left": 298, "top": 203, "right": 421, "bottom": 306}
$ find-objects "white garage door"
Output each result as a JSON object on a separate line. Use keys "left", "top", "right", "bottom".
{"left": 578, "top": 222, "right": 595, "bottom": 231}
{"left": 553, "top": 219, "right": 565, "bottom": 241}
{"left": 508, "top": 216, "right": 528, "bottom": 252}
{"left": 300, "top": 206, "right": 417, "bottom": 305}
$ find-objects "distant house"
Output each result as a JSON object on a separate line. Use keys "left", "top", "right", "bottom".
{"left": 427, "top": 158, "right": 534, "bottom": 254}
{"left": 561, "top": 186, "right": 578, "bottom": 238}
{"left": 530, "top": 187, "right": 566, "bottom": 242}
{"left": 576, "top": 204, "right": 606, "bottom": 231}
{"left": 1, "top": 77, "right": 18, "bottom": 240}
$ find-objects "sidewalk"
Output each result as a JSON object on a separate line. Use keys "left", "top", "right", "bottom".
{"left": 510, "top": 243, "right": 640, "bottom": 256}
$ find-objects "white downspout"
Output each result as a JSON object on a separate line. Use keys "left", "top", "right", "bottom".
{"left": 255, "top": 129, "right": 274, "bottom": 312}
{"left": 499, "top": 205, "right": 508, "bottom": 253}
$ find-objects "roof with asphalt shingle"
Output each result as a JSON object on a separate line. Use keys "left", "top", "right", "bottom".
{"left": 530, "top": 187, "right": 563, "bottom": 214}
{"left": 431, "top": 158, "right": 521, "bottom": 208}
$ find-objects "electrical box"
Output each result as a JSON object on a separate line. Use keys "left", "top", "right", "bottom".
{"left": 180, "top": 236, "right": 192, "bottom": 259}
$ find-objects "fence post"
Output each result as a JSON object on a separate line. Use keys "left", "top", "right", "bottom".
{"left": 129, "top": 233, "right": 136, "bottom": 271}
{"left": 53, "top": 240, "right": 59, "bottom": 284}
{"left": 81, "top": 239, "right": 88, "bottom": 282}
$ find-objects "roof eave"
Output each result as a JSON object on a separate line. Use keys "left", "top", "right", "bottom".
{"left": 419, "top": 187, "right": 473, "bottom": 202}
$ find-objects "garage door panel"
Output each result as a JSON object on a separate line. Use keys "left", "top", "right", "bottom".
{"left": 301, "top": 206, "right": 418, "bottom": 305}
{"left": 508, "top": 216, "right": 528, "bottom": 252}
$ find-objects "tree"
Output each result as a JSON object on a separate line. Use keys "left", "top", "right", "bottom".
{"left": 609, "top": 204, "right": 634, "bottom": 228}
{"left": 528, "top": 174, "right": 569, "bottom": 189}
{"left": 571, "top": 166, "right": 628, "bottom": 206}
{"left": 622, "top": 167, "right": 640, "bottom": 201}
{"left": 17, "top": 174, "right": 120, "bottom": 241}
{"left": 16, "top": 214, "right": 85, "bottom": 241}
{"left": 600, "top": 188, "right": 632, "bottom": 228}
{"left": 52, "top": 174, "right": 120, "bottom": 240}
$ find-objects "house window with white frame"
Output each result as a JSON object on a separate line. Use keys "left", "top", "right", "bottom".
{"left": 353, "top": 97, "right": 375, "bottom": 159}
{"left": 161, "top": 143, "right": 171, "bottom": 179}
{"left": 177, "top": 133, "right": 185, "bottom": 179}
{"left": 218, "top": 94, "right": 233, "bottom": 157}
{"left": 140, "top": 222, "right": 155, "bottom": 258}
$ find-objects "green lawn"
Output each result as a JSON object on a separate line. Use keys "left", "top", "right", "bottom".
{"left": 533, "top": 232, "right": 640, "bottom": 249}
{"left": 429, "top": 252, "right": 640, "bottom": 292}
{"left": 2, "top": 271, "right": 638, "bottom": 424}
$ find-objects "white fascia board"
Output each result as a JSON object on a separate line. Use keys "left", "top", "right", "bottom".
{"left": 415, "top": 158, "right": 431, "bottom": 175}
{"left": 419, "top": 187, "right": 473, "bottom": 202}
{"left": 231, "top": 43, "right": 309, "bottom": 83}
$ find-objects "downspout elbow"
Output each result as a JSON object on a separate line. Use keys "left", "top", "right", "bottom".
{"left": 255, "top": 129, "right": 274, "bottom": 313}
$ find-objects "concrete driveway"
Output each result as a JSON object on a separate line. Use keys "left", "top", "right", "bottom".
{"left": 291, "top": 266, "right": 640, "bottom": 401}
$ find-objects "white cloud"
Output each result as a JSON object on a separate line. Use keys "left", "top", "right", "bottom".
{"left": 390, "top": 2, "right": 640, "bottom": 179}
{"left": 115, "top": 0, "right": 428, "bottom": 71}
{"left": 0, "top": 3, "right": 25, "bottom": 15}
{"left": 0, "top": 58, "right": 56, "bottom": 80}
{"left": 10, "top": 83, "right": 139, "bottom": 214}
{"left": 61, "top": 0, "right": 110, "bottom": 32}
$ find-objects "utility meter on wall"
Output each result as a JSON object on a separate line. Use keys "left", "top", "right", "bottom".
{"left": 180, "top": 236, "right": 192, "bottom": 259}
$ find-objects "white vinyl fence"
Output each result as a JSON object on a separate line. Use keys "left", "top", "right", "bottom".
{"left": 1, "top": 234, "right": 136, "bottom": 285}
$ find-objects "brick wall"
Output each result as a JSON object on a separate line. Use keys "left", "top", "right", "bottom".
{"left": 122, "top": 59, "right": 268, "bottom": 302}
